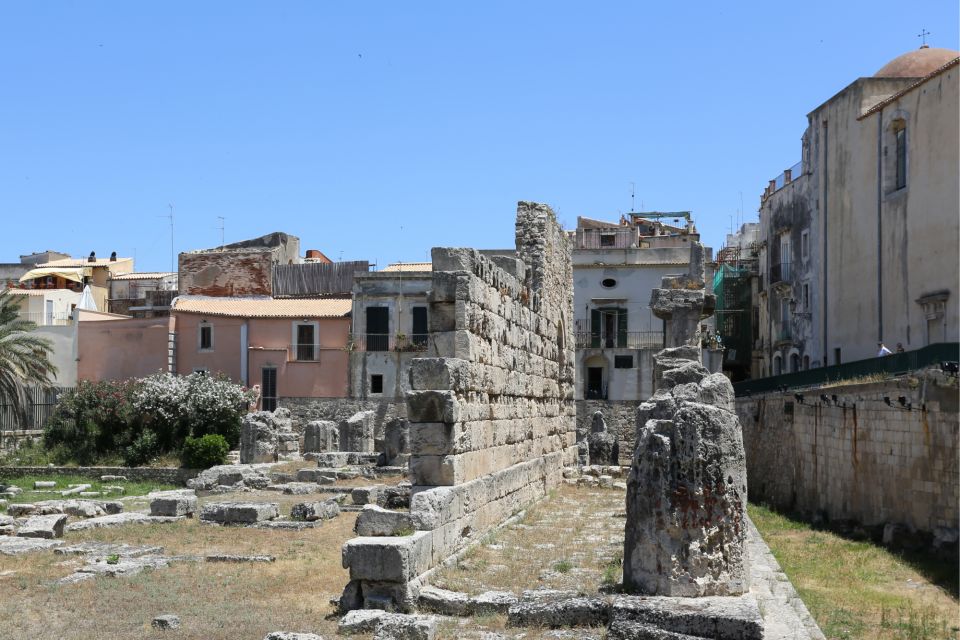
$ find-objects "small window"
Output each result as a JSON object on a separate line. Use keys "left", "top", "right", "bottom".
{"left": 803, "top": 283, "right": 810, "bottom": 308}
{"left": 801, "top": 230, "right": 809, "bottom": 261}
{"left": 895, "top": 127, "right": 907, "bottom": 190}
{"left": 614, "top": 355, "right": 633, "bottom": 369}
{"left": 600, "top": 234, "right": 616, "bottom": 247}
{"left": 601, "top": 278, "right": 617, "bottom": 289}
{"left": 199, "top": 324, "right": 213, "bottom": 351}
{"left": 370, "top": 374, "right": 383, "bottom": 394}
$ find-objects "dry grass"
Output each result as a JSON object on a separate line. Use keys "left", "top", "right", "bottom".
{"left": 432, "top": 484, "right": 625, "bottom": 596}
{"left": 0, "top": 492, "right": 358, "bottom": 640}
{"left": 750, "top": 503, "right": 959, "bottom": 640}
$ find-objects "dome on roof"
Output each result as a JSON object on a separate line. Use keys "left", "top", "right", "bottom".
{"left": 874, "top": 46, "right": 959, "bottom": 78}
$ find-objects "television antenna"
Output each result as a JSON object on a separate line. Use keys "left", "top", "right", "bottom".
{"left": 217, "top": 216, "right": 226, "bottom": 249}
{"left": 158, "top": 205, "right": 174, "bottom": 272}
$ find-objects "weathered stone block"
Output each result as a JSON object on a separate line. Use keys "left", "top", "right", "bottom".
{"left": 408, "top": 358, "right": 470, "bottom": 392}
{"left": 200, "top": 502, "right": 279, "bottom": 525}
{"left": 303, "top": 419, "right": 340, "bottom": 453}
{"left": 291, "top": 500, "right": 340, "bottom": 522}
{"left": 355, "top": 505, "right": 413, "bottom": 537}
{"left": 149, "top": 490, "right": 197, "bottom": 517}
{"left": 405, "top": 390, "right": 460, "bottom": 424}
{"left": 506, "top": 596, "right": 610, "bottom": 628}
{"left": 17, "top": 514, "right": 68, "bottom": 539}
{"left": 342, "top": 532, "right": 432, "bottom": 582}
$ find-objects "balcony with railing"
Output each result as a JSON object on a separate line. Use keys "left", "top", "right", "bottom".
{"left": 17, "top": 312, "right": 73, "bottom": 327}
{"left": 575, "top": 227, "right": 637, "bottom": 250}
{"left": 348, "top": 333, "right": 429, "bottom": 353}
{"left": 574, "top": 330, "right": 664, "bottom": 350}
{"left": 289, "top": 343, "right": 320, "bottom": 362}
{"left": 770, "top": 262, "right": 792, "bottom": 287}
{"left": 775, "top": 322, "right": 792, "bottom": 344}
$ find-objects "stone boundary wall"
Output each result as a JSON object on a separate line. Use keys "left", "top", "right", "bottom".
{"left": 341, "top": 201, "right": 577, "bottom": 611}
{"left": 279, "top": 397, "right": 405, "bottom": 441}
{"left": 0, "top": 466, "right": 196, "bottom": 486}
{"left": 575, "top": 400, "right": 637, "bottom": 464}
{"left": 735, "top": 373, "right": 959, "bottom": 533}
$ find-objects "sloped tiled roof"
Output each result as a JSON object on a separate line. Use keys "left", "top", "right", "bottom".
{"left": 109, "top": 272, "right": 176, "bottom": 281}
{"left": 172, "top": 296, "right": 351, "bottom": 318}
{"left": 382, "top": 262, "right": 433, "bottom": 272}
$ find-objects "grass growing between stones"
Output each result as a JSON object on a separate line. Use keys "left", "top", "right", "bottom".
{"left": 432, "top": 484, "right": 625, "bottom": 596}
{"left": 0, "top": 504, "right": 359, "bottom": 639}
{"left": 749, "top": 503, "right": 959, "bottom": 640}
{"left": 0, "top": 475, "right": 179, "bottom": 512}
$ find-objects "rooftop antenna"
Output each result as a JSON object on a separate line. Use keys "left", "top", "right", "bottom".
{"left": 630, "top": 182, "right": 635, "bottom": 213}
{"left": 918, "top": 28, "right": 930, "bottom": 48}
{"left": 158, "top": 205, "right": 174, "bottom": 272}
{"left": 217, "top": 216, "right": 226, "bottom": 249}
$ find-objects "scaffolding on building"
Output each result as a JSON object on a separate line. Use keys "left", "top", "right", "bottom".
{"left": 713, "top": 243, "right": 758, "bottom": 381}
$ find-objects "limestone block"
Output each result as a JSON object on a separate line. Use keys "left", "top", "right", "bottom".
{"left": 351, "top": 485, "right": 387, "bottom": 506}
{"left": 610, "top": 595, "right": 763, "bottom": 640}
{"left": 471, "top": 591, "right": 518, "bottom": 614}
{"left": 408, "top": 358, "right": 470, "bottom": 392}
{"left": 60, "top": 484, "right": 91, "bottom": 496}
{"left": 506, "top": 596, "right": 610, "bottom": 628}
{"left": 241, "top": 411, "right": 281, "bottom": 463}
{"left": 342, "top": 532, "right": 432, "bottom": 582}
{"left": 383, "top": 418, "right": 409, "bottom": 466}
{"left": 405, "top": 390, "right": 461, "bottom": 424}
{"left": 296, "top": 468, "right": 337, "bottom": 484}
{"left": 291, "top": 500, "right": 341, "bottom": 522}
{"left": 339, "top": 609, "right": 388, "bottom": 635}
{"left": 149, "top": 490, "right": 197, "bottom": 517}
{"left": 7, "top": 504, "right": 36, "bottom": 517}
{"left": 151, "top": 615, "right": 181, "bottom": 630}
{"left": 417, "top": 585, "right": 471, "bottom": 616}
{"left": 34, "top": 481, "right": 56, "bottom": 489}
{"left": 373, "top": 613, "right": 437, "bottom": 640}
{"left": 304, "top": 419, "right": 340, "bottom": 453}
{"left": 342, "top": 411, "right": 376, "bottom": 453}
{"left": 355, "top": 505, "right": 413, "bottom": 537}
{"left": 16, "top": 514, "right": 68, "bottom": 539}
{"left": 263, "top": 633, "right": 323, "bottom": 640}
{"left": 200, "top": 502, "right": 279, "bottom": 525}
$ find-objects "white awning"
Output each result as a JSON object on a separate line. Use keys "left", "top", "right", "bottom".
{"left": 19, "top": 267, "right": 87, "bottom": 284}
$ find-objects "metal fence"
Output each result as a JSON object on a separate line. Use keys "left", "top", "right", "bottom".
{"left": 733, "top": 342, "right": 960, "bottom": 396}
{"left": 575, "top": 228, "right": 636, "bottom": 250}
{"left": 17, "top": 312, "right": 72, "bottom": 326}
{"left": 0, "top": 386, "right": 71, "bottom": 431}
{"left": 348, "top": 333, "right": 429, "bottom": 353}
{"left": 574, "top": 330, "right": 664, "bottom": 349}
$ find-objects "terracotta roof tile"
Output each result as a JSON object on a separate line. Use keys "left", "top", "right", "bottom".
{"left": 109, "top": 272, "right": 176, "bottom": 281}
{"left": 382, "top": 262, "right": 433, "bottom": 272}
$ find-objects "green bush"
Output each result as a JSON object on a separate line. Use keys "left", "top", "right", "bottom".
{"left": 123, "top": 430, "right": 159, "bottom": 467}
{"left": 180, "top": 434, "right": 229, "bottom": 469}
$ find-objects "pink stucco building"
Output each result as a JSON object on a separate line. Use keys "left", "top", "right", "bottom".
{"left": 171, "top": 296, "right": 351, "bottom": 410}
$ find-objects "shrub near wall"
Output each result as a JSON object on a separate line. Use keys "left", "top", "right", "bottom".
{"left": 43, "top": 373, "right": 255, "bottom": 466}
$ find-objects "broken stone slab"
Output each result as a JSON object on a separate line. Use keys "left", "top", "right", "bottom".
{"left": 200, "top": 502, "right": 279, "bottom": 525}
{"left": 60, "top": 484, "right": 92, "bottom": 496}
{"left": 339, "top": 609, "right": 389, "bottom": 635}
{"left": 78, "top": 491, "right": 101, "bottom": 498}
{"left": 373, "top": 613, "right": 437, "bottom": 640}
{"left": 152, "top": 615, "right": 181, "bottom": 630}
{"left": 507, "top": 596, "right": 610, "bottom": 628}
{"left": 251, "top": 520, "right": 317, "bottom": 531}
{"left": 55, "top": 542, "right": 164, "bottom": 558}
{"left": 610, "top": 595, "right": 763, "bottom": 640}
{"left": 100, "top": 475, "right": 127, "bottom": 482}
{"left": 65, "top": 513, "right": 183, "bottom": 532}
{"left": 266, "top": 482, "right": 327, "bottom": 495}
{"left": 295, "top": 468, "right": 337, "bottom": 484}
{"left": 17, "top": 514, "right": 68, "bottom": 539}
{"left": 291, "top": 500, "right": 341, "bottom": 522}
{"left": 303, "top": 419, "right": 339, "bottom": 453}
{"left": 187, "top": 464, "right": 273, "bottom": 491}
{"left": 34, "top": 499, "right": 106, "bottom": 518}
{"left": 472, "top": 591, "right": 520, "bottom": 615}
{"left": 68, "top": 555, "right": 170, "bottom": 580}
{"left": 96, "top": 500, "right": 124, "bottom": 515}
{"left": 0, "top": 525, "right": 15, "bottom": 536}
{"left": 263, "top": 633, "right": 324, "bottom": 640}
{"left": 417, "top": 585, "right": 471, "bottom": 616}
{"left": 354, "top": 505, "right": 413, "bottom": 537}
{"left": 607, "top": 620, "right": 702, "bottom": 640}
{"left": 34, "top": 481, "right": 56, "bottom": 489}
{"left": 205, "top": 554, "right": 275, "bottom": 563}
{"left": 7, "top": 504, "right": 37, "bottom": 517}
{"left": 101, "top": 485, "right": 125, "bottom": 495}
{"left": 149, "top": 490, "right": 198, "bottom": 517}
{"left": 0, "top": 537, "right": 64, "bottom": 555}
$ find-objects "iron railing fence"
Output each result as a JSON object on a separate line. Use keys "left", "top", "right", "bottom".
{"left": 770, "top": 262, "right": 792, "bottom": 284}
{"left": 16, "top": 312, "right": 72, "bottom": 327}
{"left": 575, "top": 228, "right": 637, "bottom": 250}
{"left": 0, "top": 386, "right": 72, "bottom": 431}
{"left": 734, "top": 342, "right": 960, "bottom": 396}
{"left": 348, "top": 333, "right": 429, "bottom": 353}
{"left": 574, "top": 330, "right": 664, "bottom": 349}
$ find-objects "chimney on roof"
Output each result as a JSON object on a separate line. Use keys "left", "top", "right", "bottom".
{"left": 88, "top": 251, "right": 96, "bottom": 263}
{"left": 109, "top": 251, "right": 117, "bottom": 262}
{"left": 305, "top": 249, "right": 322, "bottom": 260}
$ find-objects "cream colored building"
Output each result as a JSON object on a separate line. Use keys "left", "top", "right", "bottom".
{"left": 757, "top": 46, "right": 959, "bottom": 373}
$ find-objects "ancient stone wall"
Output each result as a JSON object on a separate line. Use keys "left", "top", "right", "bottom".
{"left": 575, "top": 400, "right": 639, "bottom": 464}
{"left": 280, "top": 397, "right": 406, "bottom": 443}
{"left": 178, "top": 251, "right": 274, "bottom": 296}
{"left": 341, "top": 201, "right": 577, "bottom": 611}
{"left": 736, "top": 373, "right": 959, "bottom": 534}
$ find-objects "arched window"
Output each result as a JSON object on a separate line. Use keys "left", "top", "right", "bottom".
{"left": 895, "top": 122, "right": 907, "bottom": 190}
{"left": 803, "top": 355, "right": 810, "bottom": 370}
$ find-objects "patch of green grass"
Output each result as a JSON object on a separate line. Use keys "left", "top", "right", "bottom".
{"left": 392, "top": 526, "right": 415, "bottom": 537}
{"left": 0, "top": 475, "right": 179, "bottom": 512}
{"left": 552, "top": 559, "right": 573, "bottom": 573}
{"left": 600, "top": 552, "right": 623, "bottom": 586}
{"left": 749, "top": 503, "right": 959, "bottom": 640}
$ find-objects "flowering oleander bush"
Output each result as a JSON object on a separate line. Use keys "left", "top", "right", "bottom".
{"left": 44, "top": 372, "right": 255, "bottom": 466}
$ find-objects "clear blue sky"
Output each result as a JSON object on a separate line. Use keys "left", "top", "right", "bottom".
{"left": 1, "top": 2, "right": 957, "bottom": 272}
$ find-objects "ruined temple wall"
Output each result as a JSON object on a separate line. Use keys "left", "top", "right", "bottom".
{"left": 341, "top": 202, "right": 577, "bottom": 610}
{"left": 735, "top": 374, "right": 959, "bottom": 533}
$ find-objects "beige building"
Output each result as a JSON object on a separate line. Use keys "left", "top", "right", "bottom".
{"left": 757, "top": 46, "right": 959, "bottom": 373}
